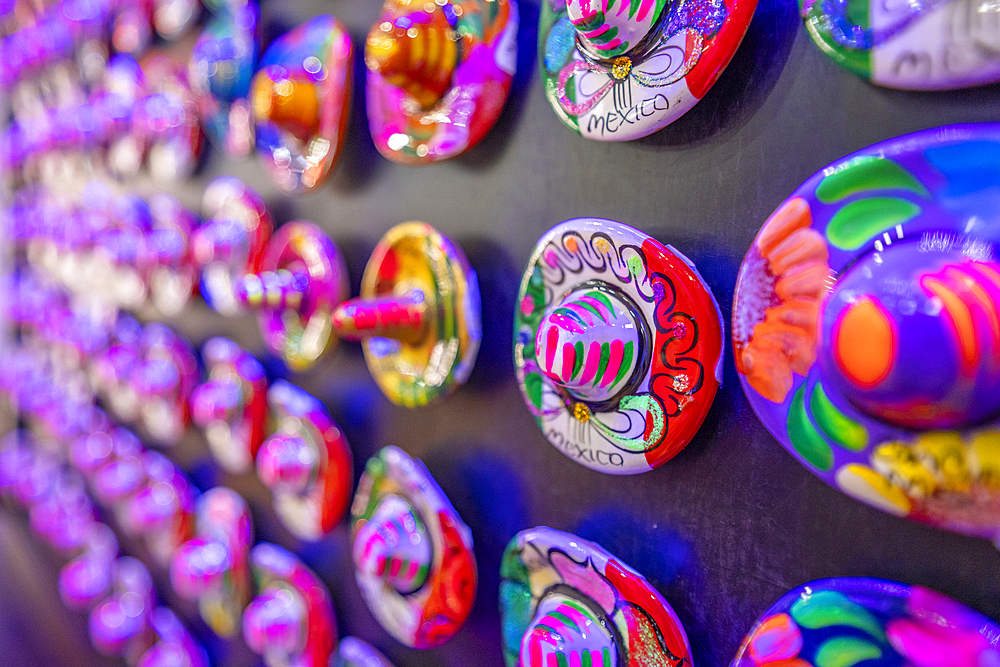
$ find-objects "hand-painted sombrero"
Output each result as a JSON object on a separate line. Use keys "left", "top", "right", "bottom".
{"left": 539, "top": 0, "right": 758, "bottom": 140}
{"left": 800, "top": 0, "right": 1000, "bottom": 90}
{"left": 365, "top": 0, "right": 519, "bottom": 164}
{"left": 733, "top": 123, "right": 1000, "bottom": 545}
{"left": 732, "top": 577, "right": 1000, "bottom": 667}
{"left": 350, "top": 446, "right": 476, "bottom": 648}
{"left": 251, "top": 15, "right": 353, "bottom": 193}
{"left": 500, "top": 526, "right": 692, "bottom": 667}
{"left": 515, "top": 218, "right": 724, "bottom": 474}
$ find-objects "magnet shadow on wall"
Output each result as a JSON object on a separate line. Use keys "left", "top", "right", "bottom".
{"left": 328, "top": 30, "right": 387, "bottom": 193}
{"left": 429, "top": 446, "right": 529, "bottom": 665}
{"left": 637, "top": 0, "right": 800, "bottom": 148}
{"left": 572, "top": 510, "right": 719, "bottom": 666}
{"left": 458, "top": 0, "right": 540, "bottom": 171}
{"left": 460, "top": 238, "right": 520, "bottom": 390}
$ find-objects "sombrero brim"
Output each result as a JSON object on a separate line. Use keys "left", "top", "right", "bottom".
{"left": 515, "top": 218, "right": 724, "bottom": 474}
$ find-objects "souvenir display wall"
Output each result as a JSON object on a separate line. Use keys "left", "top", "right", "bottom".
{"left": 1, "top": 1, "right": 999, "bottom": 667}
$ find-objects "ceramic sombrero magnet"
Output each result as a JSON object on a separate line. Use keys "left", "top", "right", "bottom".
{"left": 733, "top": 123, "right": 1000, "bottom": 544}
{"left": 800, "top": 0, "right": 1000, "bottom": 90}
{"left": 732, "top": 577, "right": 1000, "bottom": 667}
{"left": 365, "top": 0, "right": 519, "bottom": 164}
{"left": 350, "top": 446, "right": 477, "bottom": 649}
{"left": 500, "top": 526, "right": 692, "bottom": 667}
{"left": 515, "top": 218, "right": 724, "bottom": 474}
{"left": 539, "top": 0, "right": 758, "bottom": 140}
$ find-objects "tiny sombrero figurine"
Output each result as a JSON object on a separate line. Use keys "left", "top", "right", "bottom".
{"left": 540, "top": 0, "right": 757, "bottom": 141}
{"left": 500, "top": 526, "right": 693, "bottom": 667}
{"left": 732, "top": 578, "right": 1000, "bottom": 667}
{"left": 350, "top": 446, "right": 477, "bottom": 649}
{"left": 800, "top": 0, "right": 1000, "bottom": 90}
{"left": 732, "top": 123, "right": 1000, "bottom": 545}
{"left": 514, "top": 218, "right": 724, "bottom": 474}
{"left": 364, "top": 0, "right": 519, "bottom": 164}
{"left": 251, "top": 15, "right": 353, "bottom": 193}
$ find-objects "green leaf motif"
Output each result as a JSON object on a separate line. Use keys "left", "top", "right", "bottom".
{"left": 790, "top": 590, "right": 887, "bottom": 643}
{"left": 816, "top": 156, "right": 929, "bottom": 203}
{"left": 787, "top": 385, "right": 834, "bottom": 471}
{"left": 826, "top": 197, "right": 921, "bottom": 250}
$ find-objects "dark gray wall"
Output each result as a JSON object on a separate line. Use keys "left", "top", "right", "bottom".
{"left": 3, "top": 1, "right": 1000, "bottom": 666}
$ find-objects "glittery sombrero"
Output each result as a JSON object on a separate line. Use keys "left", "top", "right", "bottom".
{"left": 350, "top": 446, "right": 476, "bottom": 648}
{"left": 500, "top": 526, "right": 692, "bottom": 667}
{"left": 539, "top": 0, "right": 757, "bottom": 140}
{"left": 515, "top": 218, "right": 724, "bottom": 474}
{"left": 732, "top": 123, "right": 1000, "bottom": 545}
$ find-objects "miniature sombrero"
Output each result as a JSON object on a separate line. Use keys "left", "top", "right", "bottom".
{"left": 365, "top": 0, "right": 519, "bottom": 164}
{"left": 500, "top": 526, "right": 692, "bottom": 667}
{"left": 732, "top": 577, "right": 1000, "bottom": 667}
{"left": 514, "top": 218, "right": 724, "bottom": 474}
{"left": 350, "top": 446, "right": 477, "bottom": 649}
{"left": 333, "top": 637, "right": 396, "bottom": 667}
{"left": 539, "top": 0, "right": 757, "bottom": 140}
{"left": 732, "top": 123, "right": 1000, "bottom": 544}
{"left": 251, "top": 15, "right": 353, "bottom": 193}
{"left": 333, "top": 222, "right": 481, "bottom": 407}
{"left": 800, "top": 0, "right": 1000, "bottom": 90}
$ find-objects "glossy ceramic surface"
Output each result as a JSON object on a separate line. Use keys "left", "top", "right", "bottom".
{"left": 140, "top": 194, "right": 199, "bottom": 316}
{"left": 539, "top": 0, "right": 758, "bottom": 140}
{"left": 251, "top": 14, "right": 353, "bottom": 193}
{"left": 188, "top": 0, "right": 259, "bottom": 156}
{"left": 365, "top": 0, "right": 518, "bottom": 164}
{"left": 190, "top": 337, "right": 268, "bottom": 474}
{"left": 350, "top": 446, "right": 476, "bottom": 648}
{"left": 333, "top": 637, "right": 397, "bottom": 667}
{"left": 500, "top": 526, "right": 692, "bottom": 667}
{"left": 332, "top": 222, "right": 481, "bottom": 407}
{"left": 134, "top": 56, "right": 203, "bottom": 184}
{"left": 170, "top": 487, "right": 253, "bottom": 638}
{"left": 193, "top": 176, "right": 273, "bottom": 316}
{"left": 128, "top": 323, "right": 198, "bottom": 444}
{"left": 243, "top": 543, "right": 337, "bottom": 667}
{"left": 801, "top": 0, "right": 1000, "bottom": 90}
{"left": 259, "top": 381, "right": 353, "bottom": 540}
{"left": 731, "top": 578, "right": 1000, "bottom": 667}
{"left": 515, "top": 218, "right": 724, "bottom": 474}
{"left": 137, "top": 607, "right": 209, "bottom": 667}
{"left": 239, "top": 221, "right": 348, "bottom": 371}
{"left": 733, "top": 123, "right": 1000, "bottom": 544}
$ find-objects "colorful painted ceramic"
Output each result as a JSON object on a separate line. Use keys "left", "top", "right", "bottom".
{"left": 238, "top": 221, "right": 348, "bottom": 371}
{"left": 129, "top": 323, "right": 198, "bottom": 444}
{"left": 190, "top": 337, "right": 268, "bottom": 474}
{"left": 350, "top": 446, "right": 476, "bottom": 649}
{"left": 515, "top": 218, "right": 724, "bottom": 474}
{"left": 259, "top": 380, "right": 353, "bottom": 541}
{"left": 139, "top": 194, "right": 199, "bottom": 316}
{"left": 732, "top": 578, "right": 1000, "bottom": 667}
{"left": 171, "top": 487, "right": 253, "bottom": 638}
{"left": 125, "top": 451, "right": 196, "bottom": 565}
{"left": 193, "top": 176, "right": 272, "bottom": 316}
{"left": 733, "top": 123, "right": 1000, "bottom": 544}
{"left": 332, "top": 222, "right": 481, "bottom": 407}
{"left": 365, "top": 0, "right": 518, "bottom": 164}
{"left": 133, "top": 57, "right": 203, "bottom": 184}
{"left": 59, "top": 522, "right": 119, "bottom": 610}
{"left": 89, "top": 556, "right": 156, "bottom": 662}
{"left": 500, "top": 526, "right": 692, "bottom": 667}
{"left": 188, "top": 0, "right": 259, "bottom": 157}
{"left": 251, "top": 15, "right": 353, "bottom": 193}
{"left": 333, "top": 637, "right": 397, "bottom": 667}
{"left": 801, "top": 0, "right": 1000, "bottom": 90}
{"left": 137, "top": 607, "right": 209, "bottom": 667}
{"left": 539, "top": 0, "right": 757, "bottom": 140}
{"left": 243, "top": 543, "right": 337, "bottom": 667}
